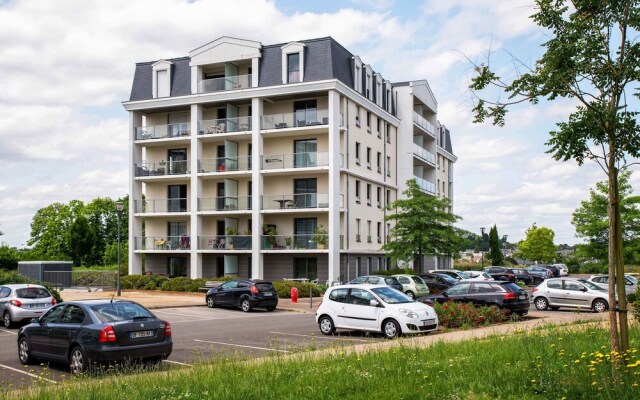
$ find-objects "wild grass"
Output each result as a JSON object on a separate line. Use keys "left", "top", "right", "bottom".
{"left": 13, "top": 323, "right": 640, "bottom": 400}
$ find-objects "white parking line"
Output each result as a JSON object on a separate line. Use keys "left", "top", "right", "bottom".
{"left": 0, "top": 363, "right": 57, "bottom": 384}
{"left": 270, "top": 331, "right": 372, "bottom": 342}
{"left": 162, "top": 359, "right": 193, "bottom": 367}
{"left": 153, "top": 310, "right": 212, "bottom": 318}
{"left": 0, "top": 329, "right": 17, "bottom": 335}
{"left": 194, "top": 339, "right": 290, "bottom": 353}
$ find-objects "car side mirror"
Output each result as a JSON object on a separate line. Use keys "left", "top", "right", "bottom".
{"left": 30, "top": 317, "right": 40, "bottom": 324}
{"left": 580, "top": 287, "right": 588, "bottom": 292}
{"left": 369, "top": 299, "right": 380, "bottom": 307}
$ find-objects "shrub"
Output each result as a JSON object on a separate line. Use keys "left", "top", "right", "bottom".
{"left": 273, "top": 280, "right": 325, "bottom": 298}
{"left": 0, "top": 245, "right": 19, "bottom": 270}
{"left": 432, "top": 301, "right": 509, "bottom": 329}
{"left": 160, "top": 277, "right": 207, "bottom": 292}
{"left": 120, "top": 274, "right": 169, "bottom": 290}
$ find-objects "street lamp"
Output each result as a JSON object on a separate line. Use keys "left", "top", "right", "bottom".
{"left": 116, "top": 201, "right": 124, "bottom": 297}
{"left": 480, "top": 227, "right": 486, "bottom": 268}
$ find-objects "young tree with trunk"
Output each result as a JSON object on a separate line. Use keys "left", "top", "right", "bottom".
{"left": 516, "top": 224, "right": 557, "bottom": 263}
{"left": 470, "top": 0, "right": 640, "bottom": 354}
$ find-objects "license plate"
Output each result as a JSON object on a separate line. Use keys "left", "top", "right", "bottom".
{"left": 422, "top": 319, "right": 436, "bottom": 326}
{"left": 518, "top": 294, "right": 527, "bottom": 300}
{"left": 29, "top": 304, "right": 47, "bottom": 309}
{"left": 130, "top": 330, "right": 153, "bottom": 339}
{"left": 263, "top": 292, "right": 273, "bottom": 296}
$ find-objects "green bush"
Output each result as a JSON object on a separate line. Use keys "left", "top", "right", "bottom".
{"left": 273, "top": 280, "right": 325, "bottom": 298}
{"left": 120, "top": 274, "right": 169, "bottom": 290}
{"left": 578, "top": 263, "right": 607, "bottom": 274}
{"left": 432, "top": 301, "right": 510, "bottom": 329}
{"left": 160, "top": 277, "right": 207, "bottom": 292}
{"left": 0, "top": 270, "right": 62, "bottom": 303}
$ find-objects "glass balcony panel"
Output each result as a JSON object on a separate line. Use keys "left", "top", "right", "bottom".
{"left": 260, "top": 234, "right": 328, "bottom": 250}
{"left": 136, "top": 123, "right": 190, "bottom": 140}
{"left": 198, "top": 196, "right": 251, "bottom": 211}
{"left": 200, "top": 235, "right": 252, "bottom": 250}
{"left": 134, "top": 161, "right": 190, "bottom": 176}
{"left": 414, "top": 176, "right": 436, "bottom": 194}
{"left": 261, "top": 152, "right": 329, "bottom": 170}
{"left": 413, "top": 112, "right": 435, "bottom": 136}
{"left": 261, "top": 110, "right": 329, "bottom": 130}
{"left": 198, "top": 74, "right": 252, "bottom": 94}
{"left": 412, "top": 143, "right": 436, "bottom": 164}
{"left": 134, "top": 198, "right": 189, "bottom": 213}
{"left": 199, "top": 116, "right": 252, "bottom": 135}
{"left": 199, "top": 156, "right": 251, "bottom": 173}
{"left": 135, "top": 236, "right": 190, "bottom": 250}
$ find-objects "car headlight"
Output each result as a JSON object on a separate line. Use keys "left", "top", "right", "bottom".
{"left": 399, "top": 308, "right": 419, "bottom": 319}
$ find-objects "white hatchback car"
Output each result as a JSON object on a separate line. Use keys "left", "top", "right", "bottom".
{"left": 316, "top": 284, "right": 439, "bottom": 339}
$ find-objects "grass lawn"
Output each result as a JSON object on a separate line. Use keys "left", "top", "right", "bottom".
{"left": 14, "top": 323, "right": 640, "bottom": 400}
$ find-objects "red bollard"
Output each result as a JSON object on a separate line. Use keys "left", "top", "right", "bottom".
{"left": 291, "top": 287, "right": 298, "bottom": 303}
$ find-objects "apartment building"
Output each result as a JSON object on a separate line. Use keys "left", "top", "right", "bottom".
{"left": 122, "top": 36, "right": 456, "bottom": 283}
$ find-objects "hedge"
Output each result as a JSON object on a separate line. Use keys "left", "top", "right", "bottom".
{"left": 432, "top": 301, "right": 510, "bottom": 329}
{"left": 0, "top": 270, "right": 63, "bottom": 303}
{"left": 120, "top": 274, "right": 233, "bottom": 292}
{"left": 273, "top": 281, "right": 325, "bottom": 298}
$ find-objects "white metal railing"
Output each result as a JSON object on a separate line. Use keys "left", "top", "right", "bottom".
{"left": 261, "top": 110, "right": 329, "bottom": 130}
{"left": 261, "top": 152, "right": 329, "bottom": 170}
{"left": 135, "top": 123, "right": 190, "bottom": 140}
{"left": 198, "top": 74, "right": 252, "bottom": 93}
{"left": 413, "top": 112, "right": 435, "bottom": 136}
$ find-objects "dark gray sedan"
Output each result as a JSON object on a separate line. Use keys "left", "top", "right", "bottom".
{"left": 17, "top": 300, "right": 172, "bottom": 374}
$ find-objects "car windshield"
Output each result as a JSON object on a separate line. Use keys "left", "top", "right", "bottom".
{"left": 436, "top": 274, "right": 458, "bottom": 284}
{"left": 626, "top": 275, "right": 638, "bottom": 284}
{"left": 577, "top": 280, "right": 606, "bottom": 291}
{"left": 91, "top": 302, "right": 154, "bottom": 323}
{"left": 371, "top": 287, "right": 413, "bottom": 304}
{"left": 16, "top": 287, "right": 51, "bottom": 299}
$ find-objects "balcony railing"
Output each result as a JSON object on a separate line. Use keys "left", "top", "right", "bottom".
{"left": 134, "top": 161, "right": 190, "bottom": 177}
{"left": 261, "top": 234, "right": 328, "bottom": 250}
{"left": 412, "top": 143, "right": 436, "bottom": 165}
{"left": 414, "top": 176, "right": 436, "bottom": 194}
{"left": 198, "top": 196, "right": 251, "bottom": 212}
{"left": 134, "top": 198, "right": 189, "bottom": 213}
{"left": 135, "top": 236, "right": 191, "bottom": 251}
{"left": 261, "top": 110, "right": 329, "bottom": 130}
{"left": 199, "top": 156, "right": 251, "bottom": 173}
{"left": 261, "top": 152, "right": 329, "bottom": 170}
{"left": 135, "top": 123, "right": 190, "bottom": 141}
{"left": 198, "top": 74, "right": 252, "bottom": 94}
{"left": 413, "top": 112, "right": 435, "bottom": 136}
{"left": 200, "top": 235, "right": 252, "bottom": 250}
{"left": 262, "top": 194, "right": 343, "bottom": 210}
{"left": 199, "top": 116, "right": 252, "bottom": 135}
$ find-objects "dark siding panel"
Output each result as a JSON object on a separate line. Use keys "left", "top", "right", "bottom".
{"left": 258, "top": 47, "right": 282, "bottom": 87}
{"left": 303, "top": 40, "right": 333, "bottom": 82}
{"left": 330, "top": 40, "right": 354, "bottom": 88}
{"left": 130, "top": 64, "right": 153, "bottom": 101}
{"left": 171, "top": 58, "right": 192, "bottom": 97}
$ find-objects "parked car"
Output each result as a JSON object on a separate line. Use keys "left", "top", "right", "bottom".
{"left": 540, "top": 264, "right": 561, "bottom": 277}
{"left": 553, "top": 263, "right": 569, "bottom": 276}
{"left": 532, "top": 278, "right": 611, "bottom": 313}
{"left": 419, "top": 281, "right": 530, "bottom": 316}
{"left": 587, "top": 274, "right": 637, "bottom": 295}
{"left": 392, "top": 274, "right": 430, "bottom": 299}
{"left": 482, "top": 267, "right": 517, "bottom": 282}
{"left": 429, "top": 270, "right": 470, "bottom": 281}
{"left": 206, "top": 279, "right": 278, "bottom": 312}
{"left": 463, "top": 271, "right": 492, "bottom": 281}
{"left": 0, "top": 284, "right": 56, "bottom": 328}
{"left": 510, "top": 268, "right": 536, "bottom": 285}
{"left": 17, "top": 300, "right": 172, "bottom": 374}
{"left": 349, "top": 275, "right": 403, "bottom": 292}
{"left": 525, "top": 265, "right": 553, "bottom": 279}
{"left": 316, "top": 284, "right": 439, "bottom": 339}
{"left": 420, "top": 273, "right": 458, "bottom": 294}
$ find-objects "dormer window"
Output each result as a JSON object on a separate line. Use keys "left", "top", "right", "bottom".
{"left": 287, "top": 53, "right": 300, "bottom": 83}
{"left": 281, "top": 42, "right": 305, "bottom": 84}
{"left": 353, "top": 56, "right": 363, "bottom": 93}
{"left": 152, "top": 60, "right": 172, "bottom": 99}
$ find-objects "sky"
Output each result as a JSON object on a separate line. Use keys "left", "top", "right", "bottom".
{"left": 0, "top": 0, "right": 636, "bottom": 248}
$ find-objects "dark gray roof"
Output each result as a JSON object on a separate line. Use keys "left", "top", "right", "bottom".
{"left": 442, "top": 127, "right": 453, "bottom": 154}
{"left": 129, "top": 57, "right": 191, "bottom": 101}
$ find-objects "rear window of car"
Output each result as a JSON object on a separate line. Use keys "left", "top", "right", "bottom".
{"left": 16, "top": 287, "right": 51, "bottom": 299}
{"left": 499, "top": 283, "right": 521, "bottom": 292}
{"left": 547, "top": 280, "right": 562, "bottom": 289}
{"left": 255, "top": 282, "right": 274, "bottom": 291}
{"left": 329, "top": 288, "right": 348, "bottom": 303}
{"left": 411, "top": 276, "right": 426, "bottom": 285}
{"left": 91, "top": 302, "right": 154, "bottom": 323}
{"left": 385, "top": 277, "right": 401, "bottom": 286}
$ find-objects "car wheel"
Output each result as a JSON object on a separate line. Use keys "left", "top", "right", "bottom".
{"left": 3, "top": 312, "right": 13, "bottom": 329}
{"left": 206, "top": 296, "right": 216, "bottom": 308}
{"left": 18, "top": 337, "right": 34, "bottom": 365}
{"left": 592, "top": 299, "right": 608, "bottom": 313}
{"left": 405, "top": 291, "right": 415, "bottom": 299}
{"left": 382, "top": 319, "right": 401, "bottom": 339}
{"left": 534, "top": 297, "right": 549, "bottom": 311}
{"left": 241, "top": 299, "right": 252, "bottom": 312}
{"left": 69, "top": 346, "right": 88, "bottom": 375}
{"left": 318, "top": 315, "right": 336, "bottom": 335}
{"left": 266, "top": 306, "right": 276, "bottom": 312}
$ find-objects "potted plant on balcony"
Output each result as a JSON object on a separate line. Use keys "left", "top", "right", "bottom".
{"left": 284, "top": 236, "right": 293, "bottom": 249}
{"left": 225, "top": 226, "right": 238, "bottom": 249}
{"left": 315, "top": 225, "right": 328, "bottom": 249}
{"left": 263, "top": 224, "right": 278, "bottom": 249}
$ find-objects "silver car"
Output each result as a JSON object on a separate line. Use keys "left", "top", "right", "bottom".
{"left": 0, "top": 284, "right": 56, "bottom": 328}
{"left": 532, "top": 278, "right": 611, "bottom": 313}
{"left": 587, "top": 274, "right": 637, "bottom": 295}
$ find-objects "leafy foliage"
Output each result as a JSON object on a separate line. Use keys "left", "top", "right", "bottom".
{"left": 432, "top": 301, "right": 510, "bottom": 329}
{"left": 488, "top": 225, "right": 505, "bottom": 266}
{"left": 0, "top": 245, "right": 19, "bottom": 270}
{"left": 273, "top": 280, "right": 325, "bottom": 298}
{"left": 0, "top": 270, "right": 62, "bottom": 303}
{"left": 516, "top": 224, "right": 557, "bottom": 263}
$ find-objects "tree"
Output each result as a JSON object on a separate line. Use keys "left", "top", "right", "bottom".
{"left": 382, "top": 179, "right": 462, "bottom": 271}
{"left": 488, "top": 225, "right": 505, "bottom": 266}
{"left": 67, "top": 215, "right": 97, "bottom": 267}
{"left": 572, "top": 170, "right": 640, "bottom": 264}
{"left": 0, "top": 245, "right": 18, "bottom": 270}
{"left": 516, "top": 224, "right": 556, "bottom": 263}
{"left": 469, "top": 0, "right": 640, "bottom": 354}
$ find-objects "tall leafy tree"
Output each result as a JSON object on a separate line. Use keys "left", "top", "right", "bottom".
{"left": 469, "top": 0, "right": 640, "bottom": 353}
{"left": 516, "top": 224, "right": 557, "bottom": 263}
{"left": 488, "top": 225, "right": 505, "bottom": 266}
{"left": 67, "top": 215, "right": 97, "bottom": 267}
{"left": 28, "top": 200, "right": 85, "bottom": 259}
{"left": 0, "top": 245, "right": 18, "bottom": 270}
{"left": 572, "top": 170, "right": 640, "bottom": 264}
{"left": 383, "top": 179, "right": 462, "bottom": 271}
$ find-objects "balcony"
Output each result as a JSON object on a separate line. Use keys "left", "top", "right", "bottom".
{"left": 413, "top": 112, "right": 435, "bottom": 137}
{"left": 261, "top": 234, "right": 328, "bottom": 250}
{"left": 135, "top": 161, "right": 190, "bottom": 177}
{"left": 200, "top": 235, "right": 252, "bottom": 250}
{"left": 198, "top": 116, "right": 251, "bottom": 135}
{"left": 134, "top": 198, "right": 189, "bottom": 213}
{"left": 261, "top": 152, "right": 329, "bottom": 170}
{"left": 414, "top": 176, "right": 436, "bottom": 195}
{"left": 198, "top": 196, "right": 251, "bottom": 212}
{"left": 261, "top": 110, "right": 329, "bottom": 130}
{"left": 412, "top": 144, "right": 436, "bottom": 165}
{"left": 199, "top": 156, "right": 251, "bottom": 173}
{"left": 134, "top": 236, "right": 191, "bottom": 251}
{"left": 198, "top": 74, "right": 252, "bottom": 94}
{"left": 261, "top": 194, "right": 343, "bottom": 210}
{"left": 135, "top": 123, "right": 190, "bottom": 141}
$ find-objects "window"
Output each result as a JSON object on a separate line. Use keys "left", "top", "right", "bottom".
{"left": 287, "top": 53, "right": 300, "bottom": 83}
{"left": 355, "top": 180, "right": 361, "bottom": 203}
{"left": 366, "top": 73, "right": 372, "bottom": 99}
{"left": 386, "top": 223, "right": 391, "bottom": 242}
{"left": 366, "top": 147, "right": 371, "bottom": 169}
{"left": 329, "top": 288, "right": 348, "bottom": 303}
{"left": 168, "top": 185, "right": 187, "bottom": 212}
{"left": 294, "top": 257, "right": 317, "bottom": 280}
{"left": 294, "top": 139, "right": 318, "bottom": 167}
{"left": 376, "top": 187, "right": 381, "bottom": 208}
{"left": 348, "top": 288, "right": 375, "bottom": 306}
{"left": 547, "top": 280, "right": 562, "bottom": 289}
{"left": 156, "top": 70, "right": 169, "bottom": 97}
{"left": 367, "top": 221, "right": 372, "bottom": 242}
{"left": 355, "top": 106, "right": 361, "bottom": 127}
{"left": 386, "top": 189, "right": 391, "bottom": 206}
{"left": 377, "top": 222, "right": 382, "bottom": 243}
{"left": 356, "top": 219, "right": 361, "bottom": 242}
{"left": 355, "top": 142, "right": 361, "bottom": 164}
{"left": 61, "top": 305, "right": 86, "bottom": 324}
{"left": 386, "top": 124, "right": 391, "bottom": 143}
{"left": 437, "top": 179, "right": 440, "bottom": 195}
{"left": 41, "top": 305, "right": 64, "bottom": 323}
{"left": 366, "top": 112, "right": 371, "bottom": 131}
{"left": 377, "top": 118, "right": 381, "bottom": 137}
{"left": 168, "top": 257, "right": 187, "bottom": 277}
{"left": 366, "top": 184, "right": 371, "bottom": 206}
{"left": 386, "top": 156, "right": 391, "bottom": 176}
{"left": 377, "top": 152, "right": 381, "bottom": 173}
{"left": 294, "top": 178, "right": 317, "bottom": 208}
{"left": 293, "top": 100, "right": 317, "bottom": 127}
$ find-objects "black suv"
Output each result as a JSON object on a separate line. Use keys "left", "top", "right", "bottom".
{"left": 420, "top": 281, "right": 530, "bottom": 316}
{"left": 206, "top": 279, "right": 278, "bottom": 312}
{"left": 483, "top": 267, "right": 517, "bottom": 282}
